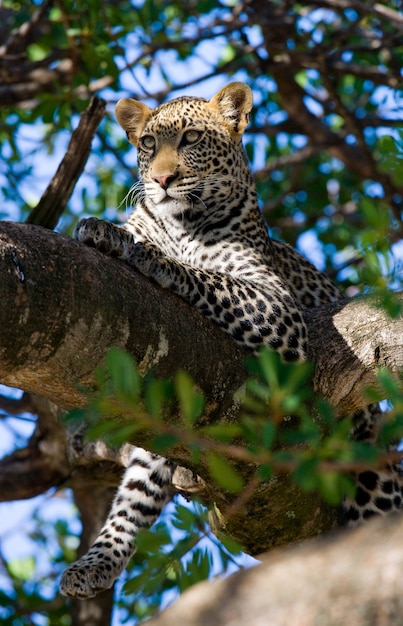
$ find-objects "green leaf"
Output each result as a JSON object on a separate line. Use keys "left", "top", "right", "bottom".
{"left": 136, "top": 527, "right": 171, "bottom": 553}
{"left": 317, "top": 471, "right": 354, "bottom": 505}
{"left": 377, "top": 368, "right": 401, "bottom": 398}
{"left": 201, "top": 424, "right": 243, "bottom": 441}
{"left": 379, "top": 291, "right": 402, "bottom": 318}
{"left": 262, "top": 421, "right": 276, "bottom": 448}
{"left": 8, "top": 557, "right": 35, "bottom": 581}
{"left": 216, "top": 532, "right": 243, "bottom": 556}
{"left": 219, "top": 43, "right": 236, "bottom": 65}
{"left": 172, "top": 503, "right": 207, "bottom": 531}
{"left": 26, "top": 43, "right": 48, "bottom": 61}
{"left": 207, "top": 452, "right": 244, "bottom": 492}
{"left": 174, "top": 370, "right": 204, "bottom": 424}
{"left": 105, "top": 347, "right": 141, "bottom": 404}
{"left": 180, "top": 549, "right": 211, "bottom": 589}
{"left": 293, "top": 457, "right": 318, "bottom": 491}
{"left": 145, "top": 377, "right": 173, "bottom": 419}
{"left": 151, "top": 433, "right": 180, "bottom": 452}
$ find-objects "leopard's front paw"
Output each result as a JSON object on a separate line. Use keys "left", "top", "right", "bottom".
{"left": 73, "top": 217, "right": 120, "bottom": 255}
{"left": 60, "top": 553, "right": 123, "bottom": 599}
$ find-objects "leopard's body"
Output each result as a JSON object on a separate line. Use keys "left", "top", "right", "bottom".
{"left": 60, "top": 83, "right": 402, "bottom": 599}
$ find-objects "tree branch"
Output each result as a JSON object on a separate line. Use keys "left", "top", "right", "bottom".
{"left": 0, "top": 221, "right": 401, "bottom": 415}
{"left": 306, "top": 298, "right": 403, "bottom": 415}
{"left": 0, "top": 221, "right": 245, "bottom": 413}
{"left": 26, "top": 96, "right": 106, "bottom": 229}
{"left": 146, "top": 513, "right": 403, "bottom": 626}
{"left": 0, "top": 391, "right": 35, "bottom": 415}
{"left": 0, "top": 59, "right": 74, "bottom": 107}
{"left": 0, "top": 396, "right": 69, "bottom": 500}
{"left": 0, "top": 0, "right": 53, "bottom": 57}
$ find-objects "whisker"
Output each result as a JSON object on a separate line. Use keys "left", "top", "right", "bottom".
{"left": 188, "top": 192, "right": 207, "bottom": 210}
{"left": 118, "top": 181, "right": 145, "bottom": 218}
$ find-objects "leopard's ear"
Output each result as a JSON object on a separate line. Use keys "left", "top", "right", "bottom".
{"left": 115, "top": 99, "right": 152, "bottom": 146}
{"left": 209, "top": 82, "right": 253, "bottom": 138}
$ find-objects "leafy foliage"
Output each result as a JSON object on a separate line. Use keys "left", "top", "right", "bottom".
{"left": 73, "top": 346, "right": 403, "bottom": 506}
{"left": 63, "top": 345, "right": 403, "bottom": 621}
{"left": 0, "top": 501, "right": 78, "bottom": 626}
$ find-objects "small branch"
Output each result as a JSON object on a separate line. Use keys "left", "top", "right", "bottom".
{"left": 254, "top": 145, "right": 319, "bottom": 177}
{"left": 0, "top": 59, "right": 74, "bottom": 107}
{"left": 90, "top": 394, "right": 403, "bottom": 479}
{"left": 0, "top": 391, "right": 35, "bottom": 416}
{"left": 25, "top": 96, "right": 106, "bottom": 229}
{"left": 327, "top": 60, "right": 401, "bottom": 88}
{"left": 0, "top": 425, "right": 69, "bottom": 501}
{"left": 309, "top": 0, "right": 403, "bottom": 31}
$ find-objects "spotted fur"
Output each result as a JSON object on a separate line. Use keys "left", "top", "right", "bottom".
{"left": 60, "top": 83, "right": 402, "bottom": 598}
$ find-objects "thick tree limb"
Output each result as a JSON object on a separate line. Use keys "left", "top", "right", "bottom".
{"left": 0, "top": 220, "right": 402, "bottom": 553}
{"left": 306, "top": 298, "right": 403, "bottom": 415}
{"left": 0, "top": 221, "right": 245, "bottom": 412}
{"left": 0, "top": 221, "right": 401, "bottom": 413}
{"left": 146, "top": 513, "right": 403, "bottom": 626}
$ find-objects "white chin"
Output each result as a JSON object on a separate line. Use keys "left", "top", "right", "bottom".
{"left": 147, "top": 195, "right": 188, "bottom": 211}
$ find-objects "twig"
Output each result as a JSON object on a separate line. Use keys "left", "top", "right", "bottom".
{"left": 254, "top": 145, "right": 319, "bottom": 178}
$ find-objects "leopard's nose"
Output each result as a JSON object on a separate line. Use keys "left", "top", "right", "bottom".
{"left": 153, "top": 174, "right": 177, "bottom": 190}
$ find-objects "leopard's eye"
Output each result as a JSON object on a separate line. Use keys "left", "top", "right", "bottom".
{"left": 181, "top": 129, "right": 202, "bottom": 147}
{"left": 140, "top": 135, "right": 156, "bottom": 151}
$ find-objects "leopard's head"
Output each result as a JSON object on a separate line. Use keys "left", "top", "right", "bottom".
{"left": 115, "top": 83, "right": 253, "bottom": 213}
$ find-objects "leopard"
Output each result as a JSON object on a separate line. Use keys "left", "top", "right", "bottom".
{"left": 60, "top": 82, "right": 403, "bottom": 599}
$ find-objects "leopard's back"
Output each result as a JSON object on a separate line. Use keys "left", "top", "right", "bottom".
{"left": 269, "top": 239, "right": 342, "bottom": 308}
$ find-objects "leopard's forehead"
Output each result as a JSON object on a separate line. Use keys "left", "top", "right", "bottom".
{"left": 144, "top": 96, "right": 214, "bottom": 135}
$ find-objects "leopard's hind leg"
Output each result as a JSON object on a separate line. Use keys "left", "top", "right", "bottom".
{"left": 60, "top": 447, "right": 174, "bottom": 598}
{"left": 344, "top": 405, "right": 403, "bottom": 524}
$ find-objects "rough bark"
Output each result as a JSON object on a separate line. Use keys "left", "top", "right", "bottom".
{"left": 306, "top": 298, "right": 403, "bottom": 415}
{"left": 146, "top": 513, "right": 403, "bottom": 626}
{"left": 0, "top": 220, "right": 402, "bottom": 557}
{"left": 0, "top": 220, "right": 245, "bottom": 413}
